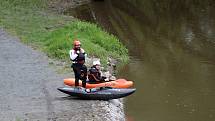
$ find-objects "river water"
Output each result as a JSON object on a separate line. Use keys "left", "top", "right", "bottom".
{"left": 65, "top": 0, "right": 215, "bottom": 121}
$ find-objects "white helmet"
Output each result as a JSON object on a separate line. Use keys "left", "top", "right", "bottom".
{"left": 93, "top": 60, "right": 101, "bottom": 66}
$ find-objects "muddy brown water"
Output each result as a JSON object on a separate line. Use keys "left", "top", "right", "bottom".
{"left": 65, "top": 0, "right": 215, "bottom": 121}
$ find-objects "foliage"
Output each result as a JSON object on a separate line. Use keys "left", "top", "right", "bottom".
{"left": 44, "top": 21, "right": 129, "bottom": 64}
{"left": 0, "top": 0, "right": 129, "bottom": 66}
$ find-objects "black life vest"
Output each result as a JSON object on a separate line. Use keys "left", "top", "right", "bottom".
{"left": 77, "top": 52, "right": 85, "bottom": 61}
{"left": 88, "top": 66, "right": 101, "bottom": 82}
{"left": 73, "top": 49, "right": 85, "bottom": 64}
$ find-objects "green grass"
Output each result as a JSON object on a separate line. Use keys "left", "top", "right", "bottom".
{"left": 44, "top": 21, "right": 129, "bottom": 64}
{"left": 0, "top": 0, "right": 68, "bottom": 45}
{"left": 0, "top": 0, "right": 129, "bottom": 66}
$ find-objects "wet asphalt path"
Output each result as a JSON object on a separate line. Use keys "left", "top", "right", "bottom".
{"left": 0, "top": 29, "right": 124, "bottom": 121}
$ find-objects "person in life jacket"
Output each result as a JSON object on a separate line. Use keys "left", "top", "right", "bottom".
{"left": 69, "top": 40, "right": 87, "bottom": 88}
{"left": 88, "top": 60, "right": 107, "bottom": 84}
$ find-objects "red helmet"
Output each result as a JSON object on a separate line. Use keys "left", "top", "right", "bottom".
{"left": 73, "top": 40, "right": 81, "bottom": 46}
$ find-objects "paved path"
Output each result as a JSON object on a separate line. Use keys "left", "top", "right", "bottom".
{"left": 0, "top": 29, "right": 124, "bottom": 121}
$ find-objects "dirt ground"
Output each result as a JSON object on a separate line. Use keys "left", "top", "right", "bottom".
{"left": 0, "top": 28, "right": 125, "bottom": 121}
{"left": 48, "top": 0, "right": 91, "bottom": 13}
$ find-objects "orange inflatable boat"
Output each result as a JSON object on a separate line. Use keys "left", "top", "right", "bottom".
{"left": 64, "top": 78, "right": 133, "bottom": 89}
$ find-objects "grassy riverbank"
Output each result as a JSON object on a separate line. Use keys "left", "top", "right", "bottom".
{"left": 0, "top": 0, "right": 128, "bottom": 66}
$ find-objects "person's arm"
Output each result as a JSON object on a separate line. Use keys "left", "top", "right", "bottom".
{"left": 89, "top": 68, "right": 101, "bottom": 82}
{"left": 80, "top": 48, "right": 85, "bottom": 53}
{"left": 80, "top": 48, "right": 87, "bottom": 58}
{"left": 88, "top": 74, "right": 100, "bottom": 82}
{"left": 69, "top": 49, "right": 78, "bottom": 61}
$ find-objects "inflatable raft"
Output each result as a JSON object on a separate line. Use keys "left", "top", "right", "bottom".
{"left": 64, "top": 78, "right": 133, "bottom": 89}
{"left": 58, "top": 87, "right": 136, "bottom": 100}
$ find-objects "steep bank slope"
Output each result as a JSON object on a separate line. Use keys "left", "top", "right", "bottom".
{"left": 0, "top": 28, "right": 124, "bottom": 121}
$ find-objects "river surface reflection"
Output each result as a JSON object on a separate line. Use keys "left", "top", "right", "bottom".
{"left": 65, "top": 0, "right": 215, "bottom": 121}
